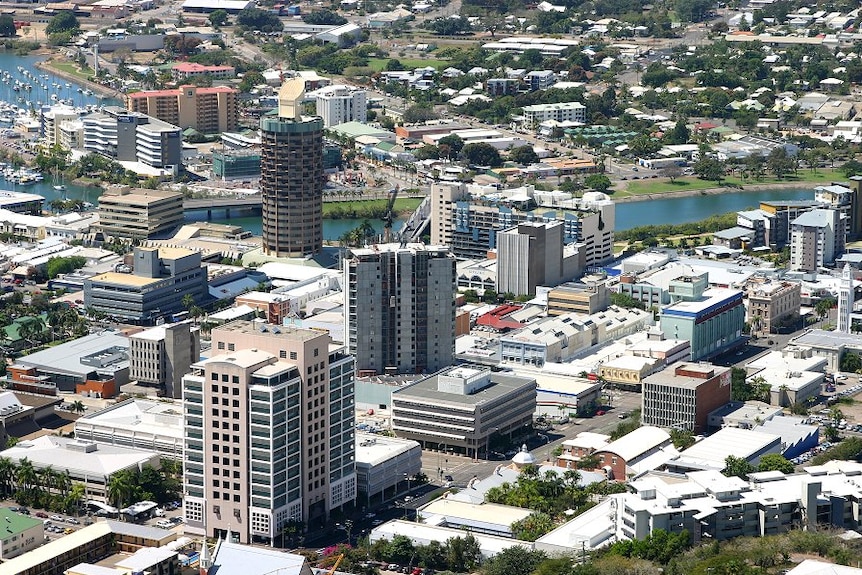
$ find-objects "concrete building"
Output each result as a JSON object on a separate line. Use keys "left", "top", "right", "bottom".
{"left": 641, "top": 363, "right": 732, "bottom": 433}
{"left": 546, "top": 277, "right": 609, "bottom": 316}
{"left": 260, "top": 80, "right": 324, "bottom": 257}
{"left": 496, "top": 221, "right": 564, "bottom": 297}
{"left": 345, "top": 243, "right": 455, "bottom": 376}
{"left": 83, "top": 247, "right": 207, "bottom": 325}
{"left": 838, "top": 263, "right": 853, "bottom": 333}
{"left": 659, "top": 274, "right": 745, "bottom": 361}
{"left": 183, "top": 321, "right": 356, "bottom": 542}
{"left": 431, "top": 183, "right": 615, "bottom": 267}
{"left": 126, "top": 85, "right": 239, "bottom": 134}
{"left": 499, "top": 306, "right": 652, "bottom": 367}
{"left": 522, "top": 102, "right": 587, "bottom": 129}
{"left": 417, "top": 499, "right": 533, "bottom": 538}
{"left": 43, "top": 105, "right": 79, "bottom": 148}
{"left": 74, "top": 398, "right": 183, "bottom": 460}
{"left": 355, "top": 433, "right": 422, "bottom": 506}
{"left": 9, "top": 331, "right": 129, "bottom": 395}
{"left": 666, "top": 426, "right": 781, "bottom": 473}
{"left": 171, "top": 62, "right": 236, "bottom": 80}
{"left": 128, "top": 322, "right": 199, "bottom": 398}
{"left": 747, "top": 279, "right": 801, "bottom": 334}
{"left": 313, "top": 85, "right": 367, "bottom": 128}
{"left": 0, "top": 436, "right": 159, "bottom": 503}
{"left": 135, "top": 118, "right": 183, "bottom": 171}
{"left": 0, "top": 508, "right": 43, "bottom": 560}
{"left": 391, "top": 365, "right": 536, "bottom": 458}
{"left": 790, "top": 208, "right": 846, "bottom": 272}
{"left": 0, "top": 191, "right": 44, "bottom": 216}
{"left": 556, "top": 432, "right": 610, "bottom": 469}
{"left": 96, "top": 188, "right": 184, "bottom": 240}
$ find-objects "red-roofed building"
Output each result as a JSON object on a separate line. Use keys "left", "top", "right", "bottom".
{"left": 126, "top": 85, "right": 238, "bottom": 134}
{"left": 475, "top": 304, "right": 526, "bottom": 331}
{"left": 171, "top": 62, "right": 236, "bottom": 80}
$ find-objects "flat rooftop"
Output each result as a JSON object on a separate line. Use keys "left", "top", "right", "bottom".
{"left": 420, "top": 499, "right": 532, "bottom": 527}
{"left": 355, "top": 433, "right": 419, "bottom": 467}
{"left": 211, "top": 540, "right": 310, "bottom": 575}
{"left": 88, "top": 271, "right": 162, "bottom": 288}
{"left": 75, "top": 399, "right": 183, "bottom": 440}
{"left": 793, "top": 329, "right": 862, "bottom": 349}
{"left": 394, "top": 368, "right": 535, "bottom": 407}
{"left": 98, "top": 188, "right": 182, "bottom": 206}
{"left": 643, "top": 363, "right": 730, "bottom": 391}
{"left": 14, "top": 331, "right": 129, "bottom": 377}
{"left": 214, "top": 320, "right": 330, "bottom": 343}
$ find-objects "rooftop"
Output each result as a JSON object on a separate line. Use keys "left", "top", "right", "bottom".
{"left": 75, "top": 398, "right": 183, "bottom": 441}
{"left": 14, "top": 331, "right": 129, "bottom": 377}
{"left": 670, "top": 427, "right": 780, "bottom": 471}
{"left": 214, "top": 320, "right": 330, "bottom": 343}
{"left": 598, "top": 426, "right": 670, "bottom": 462}
{"left": 419, "top": 499, "right": 532, "bottom": 528}
{"left": 662, "top": 287, "right": 743, "bottom": 317}
{"left": 0, "top": 507, "right": 42, "bottom": 535}
{"left": 87, "top": 272, "right": 162, "bottom": 288}
{"left": 355, "top": 433, "right": 419, "bottom": 467}
{"left": 0, "top": 436, "right": 158, "bottom": 477}
{"left": 198, "top": 348, "right": 277, "bottom": 370}
{"left": 210, "top": 540, "right": 311, "bottom": 575}
{"left": 393, "top": 367, "right": 535, "bottom": 407}
{"left": 643, "top": 363, "right": 730, "bottom": 391}
{"left": 98, "top": 188, "right": 182, "bottom": 207}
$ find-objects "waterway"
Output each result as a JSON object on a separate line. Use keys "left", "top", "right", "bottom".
{"left": 206, "top": 214, "right": 406, "bottom": 241}
{"left": 0, "top": 52, "right": 111, "bottom": 111}
{"left": 614, "top": 188, "right": 813, "bottom": 231}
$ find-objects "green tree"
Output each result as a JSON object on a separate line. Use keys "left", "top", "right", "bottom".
{"left": 693, "top": 156, "right": 726, "bottom": 184}
{"left": 510, "top": 512, "right": 555, "bottom": 542}
{"left": 445, "top": 534, "right": 481, "bottom": 572}
{"left": 208, "top": 9, "right": 229, "bottom": 27}
{"left": 509, "top": 145, "right": 538, "bottom": 165}
{"left": 303, "top": 10, "right": 347, "bottom": 25}
{"left": 757, "top": 454, "right": 794, "bottom": 474}
{"left": 767, "top": 147, "right": 795, "bottom": 179}
{"left": 238, "top": 70, "right": 265, "bottom": 92}
{"left": 670, "top": 428, "right": 696, "bottom": 450}
{"left": 0, "top": 15, "right": 16, "bottom": 37}
{"left": 723, "top": 455, "right": 755, "bottom": 478}
{"left": 841, "top": 351, "right": 862, "bottom": 373}
{"left": 461, "top": 142, "right": 503, "bottom": 167}
{"left": 610, "top": 292, "right": 646, "bottom": 310}
{"left": 584, "top": 174, "right": 612, "bottom": 193}
{"left": 482, "top": 547, "right": 546, "bottom": 575}
{"left": 45, "top": 256, "right": 86, "bottom": 280}
{"left": 664, "top": 120, "right": 691, "bottom": 145}
{"left": 815, "top": 297, "right": 835, "bottom": 322}
{"left": 46, "top": 11, "right": 80, "bottom": 35}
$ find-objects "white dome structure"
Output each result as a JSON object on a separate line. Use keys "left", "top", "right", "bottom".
{"left": 511, "top": 444, "right": 536, "bottom": 468}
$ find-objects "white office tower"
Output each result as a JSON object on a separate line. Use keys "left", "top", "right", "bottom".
{"left": 838, "top": 263, "right": 853, "bottom": 333}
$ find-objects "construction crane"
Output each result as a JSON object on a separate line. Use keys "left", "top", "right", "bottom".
{"left": 326, "top": 553, "right": 345, "bottom": 575}
{"left": 382, "top": 185, "right": 400, "bottom": 243}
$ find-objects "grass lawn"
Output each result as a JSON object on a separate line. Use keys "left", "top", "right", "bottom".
{"left": 367, "top": 57, "right": 449, "bottom": 72}
{"left": 323, "top": 197, "right": 422, "bottom": 217}
{"left": 48, "top": 61, "right": 94, "bottom": 83}
{"left": 617, "top": 169, "right": 842, "bottom": 198}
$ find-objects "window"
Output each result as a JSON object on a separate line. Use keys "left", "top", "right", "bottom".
{"left": 232, "top": 376, "right": 239, "bottom": 384}
{"left": 218, "top": 342, "right": 224, "bottom": 350}
{"left": 221, "top": 374, "right": 229, "bottom": 382}
{"left": 290, "top": 351, "right": 297, "bottom": 360}
{"left": 280, "top": 350, "right": 287, "bottom": 358}
{"left": 211, "top": 385, "right": 218, "bottom": 392}
{"left": 228, "top": 343, "right": 235, "bottom": 351}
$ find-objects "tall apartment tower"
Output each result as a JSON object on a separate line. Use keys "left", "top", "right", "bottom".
{"left": 839, "top": 263, "right": 853, "bottom": 333}
{"left": 345, "top": 243, "right": 456, "bottom": 376}
{"left": 497, "top": 221, "right": 565, "bottom": 297}
{"left": 260, "top": 79, "right": 324, "bottom": 257}
{"left": 129, "top": 321, "right": 199, "bottom": 398}
{"left": 182, "top": 321, "right": 356, "bottom": 543}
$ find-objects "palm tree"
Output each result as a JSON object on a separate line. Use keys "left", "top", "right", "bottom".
{"left": 66, "top": 482, "right": 85, "bottom": 516}
{"left": 16, "top": 457, "right": 37, "bottom": 496}
{"left": 0, "top": 457, "right": 15, "bottom": 497}
{"left": 18, "top": 317, "right": 44, "bottom": 347}
{"left": 71, "top": 401, "right": 85, "bottom": 416}
{"left": 107, "top": 471, "right": 135, "bottom": 515}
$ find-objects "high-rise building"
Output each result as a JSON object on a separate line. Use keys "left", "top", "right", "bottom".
{"left": 260, "top": 80, "right": 324, "bottom": 257}
{"left": 182, "top": 321, "right": 355, "bottom": 543}
{"left": 313, "top": 85, "right": 367, "bottom": 128}
{"left": 641, "top": 363, "right": 732, "bottom": 433}
{"left": 789, "top": 208, "right": 845, "bottom": 272}
{"left": 345, "top": 243, "right": 456, "bottom": 376}
{"left": 126, "top": 85, "right": 238, "bottom": 134}
{"left": 497, "top": 221, "right": 565, "bottom": 296}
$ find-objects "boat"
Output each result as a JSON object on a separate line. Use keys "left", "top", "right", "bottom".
{"left": 53, "top": 185, "right": 66, "bottom": 191}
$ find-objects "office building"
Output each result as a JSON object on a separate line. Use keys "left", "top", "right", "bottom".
{"left": 74, "top": 398, "right": 183, "bottom": 460}
{"left": 129, "top": 321, "right": 200, "bottom": 398}
{"left": 0, "top": 191, "right": 44, "bottom": 215}
{"left": 790, "top": 208, "right": 845, "bottom": 272}
{"left": 183, "top": 321, "right": 356, "bottom": 542}
{"left": 522, "top": 101, "right": 586, "bottom": 129}
{"left": 313, "top": 85, "right": 367, "bottom": 128}
{"left": 345, "top": 243, "right": 456, "bottom": 376}
{"left": 83, "top": 247, "right": 207, "bottom": 325}
{"left": 212, "top": 150, "right": 261, "bottom": 180}
{"left": 546, "top": 276, "right": 609, "bottom": 316}
{"left": 0, "top": 436, "right": 160, "bottom": 503}
{"left": 96, "top": 188, "right": 184, "bottom": 240}
{"left": 431, "top": 183, "right": 614, "bottom": 267}
{"left": 391, "top": 365, "right": 536, "bottom": 458}
{"left": 126, "top": 85, "right": 239, "bottom": 134}
{"left": 497, "top": 221, "right": 564, "bottom": 297}
{"left": 641, "top": 363, "right": 732, "bottom": 433}
{"left": 659, "top": 274, "right": 745, "bottom": 361}
{"left": 135, "top": 118, "right": 183, "bottom": 171}
{"left": 355, "top": 433, "right": 422, "bottom": 506}
{"left": 260, "top": 79, "right": 324, "bottom": 257}
{"left": 746, "top": 279, "right": 801, "bottom": 334}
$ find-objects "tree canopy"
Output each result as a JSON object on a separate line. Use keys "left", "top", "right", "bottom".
{"left": 46, "top": 11, "right": 79, "bottom": 35}
{"left": 461, "top": 142, "right": 503, "bottom": 167}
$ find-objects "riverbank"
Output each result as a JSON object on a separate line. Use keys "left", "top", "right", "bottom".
{"left": 35, "top": 59, "right": 120, "bottom": 99}
{"left": 613, "top": 180, "right": 827, "bottom": 203}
